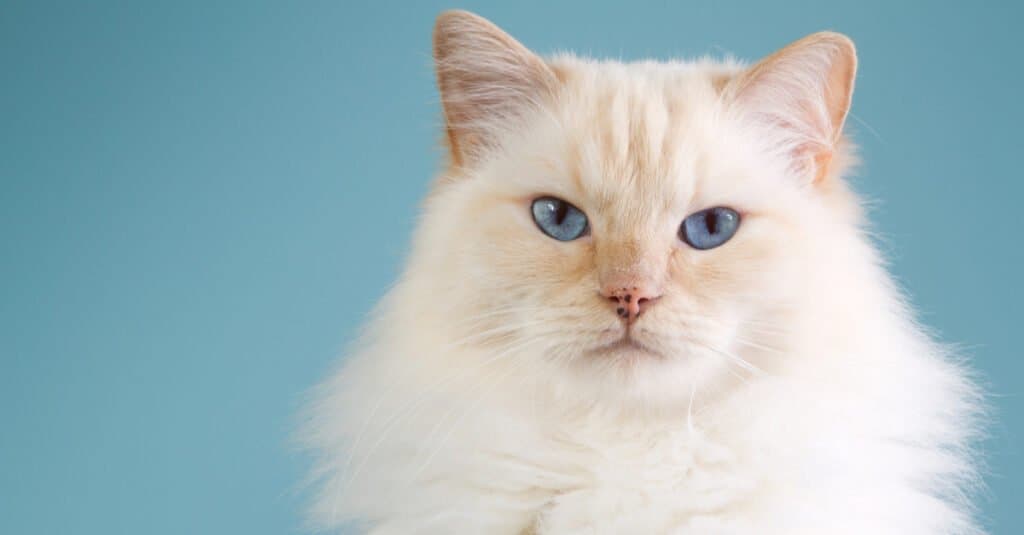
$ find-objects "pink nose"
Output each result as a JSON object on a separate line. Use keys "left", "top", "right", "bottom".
{"left": 602, "top": 284, "right": 661, "bottom": 324}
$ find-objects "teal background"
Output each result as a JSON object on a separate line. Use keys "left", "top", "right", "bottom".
{"left": 2, "top": 1, "right": 1020, "bottom": 533}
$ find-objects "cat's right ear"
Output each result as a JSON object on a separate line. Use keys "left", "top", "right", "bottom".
{"left": 433, "top": 10, "right": 558, "bottom": 168}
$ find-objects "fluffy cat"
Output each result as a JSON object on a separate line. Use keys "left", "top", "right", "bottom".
{"left": 300, "top": 10, "right": 983, "bottom": 534}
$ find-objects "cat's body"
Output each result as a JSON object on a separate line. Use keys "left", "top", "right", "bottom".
{"left": 301, "top": 12, "right": 982, "bottom": 534}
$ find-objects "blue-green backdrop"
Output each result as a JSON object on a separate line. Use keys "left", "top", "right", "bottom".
{"left": 2, "top": 1, "right": 1020, "bottom": 533}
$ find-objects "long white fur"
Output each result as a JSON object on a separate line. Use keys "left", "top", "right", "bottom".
{"left": 299, "top": 14, "right": 983, "bottom": 535}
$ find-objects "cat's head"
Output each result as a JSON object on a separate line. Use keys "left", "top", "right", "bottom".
{"left": 407, "top": 11, "right": 859, "bottom": 408}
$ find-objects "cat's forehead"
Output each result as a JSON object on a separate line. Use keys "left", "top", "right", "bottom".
{"left": 547, "top": 58, "right": 742, "bottom": 211}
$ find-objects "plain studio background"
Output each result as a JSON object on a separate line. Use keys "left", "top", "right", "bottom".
{"left": 1, "top": 1, "right": 1020, "bottom": 533}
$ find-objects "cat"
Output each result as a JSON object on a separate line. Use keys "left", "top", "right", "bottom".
{"left": 299, "top": 10, "right": 983, "bottom": 534}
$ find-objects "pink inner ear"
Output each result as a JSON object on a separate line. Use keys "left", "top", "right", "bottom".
{"left": 433, "top": 11, "right": 558, "bottom": 168}
{"left": 728, "top": 32, "right": 856, "bottom": 183}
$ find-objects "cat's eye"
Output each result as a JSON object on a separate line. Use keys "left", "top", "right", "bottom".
{"left": 679, "top": 207, "right": 741, "bottom": 250}
{"left": 531, "top": 196, "right": 588, "bottom": 241}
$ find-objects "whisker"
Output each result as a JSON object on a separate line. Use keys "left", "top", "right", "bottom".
{"left": 412, "top": 343, "right": 536, "bottom": 479}
{"left": 439, "top": 319, "right": 553, "bottom": 350}
{"left": 732, "top": 337, "right": 786, "bottom": 356}
{"left": 341, "top": 329, "right": 560, "bottom": 500}
{"left": 670, "top": 333, "right": 765, "bottom": 376}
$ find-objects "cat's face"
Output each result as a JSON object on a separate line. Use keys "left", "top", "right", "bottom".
{"left": 416, "top": 11, "right": 857, "bottom": 406}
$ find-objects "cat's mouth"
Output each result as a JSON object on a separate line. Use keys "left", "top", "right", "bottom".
{"left": 590, "top": 335, "right": 663, "bottom": 359}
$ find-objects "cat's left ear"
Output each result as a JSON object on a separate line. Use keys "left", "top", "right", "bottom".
{"left": 726, "top": 32, "right": 857, "bottom": 184}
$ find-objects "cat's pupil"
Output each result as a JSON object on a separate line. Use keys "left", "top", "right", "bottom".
{"left": 554, "top": 201, "right": 568, "bottom": 225}
{"left": 704, "top": 210, "right": 719, "bottom": 234}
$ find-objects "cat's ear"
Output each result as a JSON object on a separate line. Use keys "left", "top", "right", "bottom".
{"left": 726, "top": 32, "right": 857, "bottom": 184}
{"left": 433, "top": 10, "right": 558, "bottom": 167}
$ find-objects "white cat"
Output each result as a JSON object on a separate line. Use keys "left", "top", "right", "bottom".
{"left": 300, "top": 10, "right": 983, "bottom": 534}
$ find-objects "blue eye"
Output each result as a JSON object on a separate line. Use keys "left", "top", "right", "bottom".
{"left": 531, "top": 196, "right": 588, "bottom": 241}
{"left": 680, "top": 207, "right": 741, "bottom": 250}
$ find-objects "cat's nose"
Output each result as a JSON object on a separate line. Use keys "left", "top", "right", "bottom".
{"left": 601, "top": 284, "right": 661, "bottom": 324}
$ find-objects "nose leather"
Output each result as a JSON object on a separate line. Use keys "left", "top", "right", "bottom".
{"left": 601, "top": 282, "right": 661, "bottom": 324}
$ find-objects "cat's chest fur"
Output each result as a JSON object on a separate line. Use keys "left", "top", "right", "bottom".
{"left": 405, "top": 382, "right": 850, "bottom": 535}
{"left": 522, "top": 418, "right": 762, "bottom": 534}
{"left": 373, "top": 364, "right": 923, "bottom": 535}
